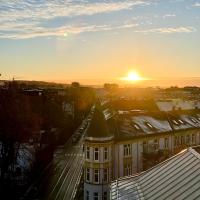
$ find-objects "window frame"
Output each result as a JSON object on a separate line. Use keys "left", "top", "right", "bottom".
{"left": 104, "top": 147, "right": 108, "bottom": 161}
{"left": 86, "top": 147, "right": 90, "bottom": 160}
{"left": 94, "top": 147, "right": 99, "bottom": 161}
{"left": 86, "top": 168, "right": 90, "bottom": 182}
{"left": 94, "top": 169, "right": 100, "bottom": 183}
{"left": 93, "top": 192, "right": 99, "bottom": 200}
{"left": 124, "top": 144, "right": 131, "bottom": 157}
{"left": 164, "top": 138, "right": 169, "bottom": 149}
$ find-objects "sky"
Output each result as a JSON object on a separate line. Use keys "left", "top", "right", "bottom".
{"left": 0, "top": 0, "right": 200, "bottom": 86}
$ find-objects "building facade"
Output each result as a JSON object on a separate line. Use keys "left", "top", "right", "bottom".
{"left": 84, "top": 105, "right": 200, "bottom": 200}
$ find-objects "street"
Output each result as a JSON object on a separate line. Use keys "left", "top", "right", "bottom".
{"left": 23, "top": 121, "right": 86, "bottom": 200}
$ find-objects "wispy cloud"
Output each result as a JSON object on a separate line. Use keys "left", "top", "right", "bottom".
{"left": 0, "top": 0, "right": 197, "bottom": 39}
{"left": 0, "top": 0, "right": 150, "bottom": 39}
{"left": 163, "top": 14, "right": 176, "bottom": 19}
{"left": 135, "top": 26, "right": 196, "bottom": 34}
{"left": 0, "top": 22, "right": 139, "bottom": 39}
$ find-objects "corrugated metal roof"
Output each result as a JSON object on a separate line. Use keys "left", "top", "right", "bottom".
{"left": 110, "top": 147, "right": 200, "bottom": 200}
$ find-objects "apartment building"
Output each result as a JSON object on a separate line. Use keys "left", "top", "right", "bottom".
{"left": 83, "top": 105, "right": 200, "bottom": 200}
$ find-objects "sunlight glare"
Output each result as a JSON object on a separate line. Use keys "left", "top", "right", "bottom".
{"left": 121, "top": 71, "right": 143, "bottom": 82}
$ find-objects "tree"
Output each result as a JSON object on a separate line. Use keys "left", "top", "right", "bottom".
{"left": 71, "top": 82, "right": 80, "bottom": 88}
{"left": 0, "top": 87, "right": 40, "bottom": 182}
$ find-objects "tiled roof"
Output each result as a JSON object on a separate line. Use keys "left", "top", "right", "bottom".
{"left": 110, "top": 146, "right": 200, "bottom": 200}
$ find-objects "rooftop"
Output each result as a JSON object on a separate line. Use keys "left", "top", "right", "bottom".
{"left": 110, "top": 146, "right": 200, "bottom": 200}
{"left": 86, "top": 106, "right": 113, "bottom": 140}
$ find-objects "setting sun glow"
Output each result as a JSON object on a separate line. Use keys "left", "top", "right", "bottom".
{"left": 121, "top": 71, "right": 143, "bottom": 82}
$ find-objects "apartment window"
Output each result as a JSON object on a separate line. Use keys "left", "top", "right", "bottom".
{"left": 86, "top": 168, "right": 90, "bottom": 182}
{"left": 174, "top": 136, "right": 177, "bottom": 147}
{"left": 164, "top": 138, "right": 169, "bottom": 149}
{"left": 186, "top": 135, "right": 190, "bottom": 145}
{"left": 94, "top": 169, "right": 99, "bottom": 183}
{"left": 143, "top": 141, "right": 148, "bottom": 153}
{"left": 104, "top": 147, "right": 108, "bottom": 161}
{"left": 124, "top": 163, "right": 132, "bottom": 176}
{"left": 154, "top": 139, "right": 159, "bottom": 150}
{"left": 93, "top": 192, "right": 99, "bottom": 200}
{"left": 103, "top": 192, "right": 107, "bottom": 200}
{"left": 86, "top": 147, "right": 90, "bottom": 159}
{"left": 86, "top": 191, "right": 89, "bottom": 200}
{"left": 103, "top": 168, "right": 108, "bottom": 182}
{"left": 181, "top": 136, "right": 185, "bottom": 145}
{"left": 94, "top": 148, "right": 99, "bottom": 161}
{"left": 192, "top": 134, "right": 196, "bottom": 145}
{"left": 124, "top": 144, "right": 131, "bottom": 157}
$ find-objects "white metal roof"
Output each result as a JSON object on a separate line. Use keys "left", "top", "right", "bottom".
{"left": 110, "top": 147, "right": 200, "bottom": 200}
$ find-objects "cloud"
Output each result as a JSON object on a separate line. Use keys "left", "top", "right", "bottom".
{"left": 0, "top": 0, "right": 150, "bottom": 39}
{"left": 134, "top": 26, "right": 196, "bottom": 34}
{"left": 0, "top": 22, "right": 139, "bottom": 39}
{"left": 163, "top": 14, "right": 176, "bottom": 18}
{"left": 192, "top": 2, "right": 200, "bottom": 7}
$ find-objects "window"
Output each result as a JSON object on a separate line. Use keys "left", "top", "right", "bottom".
{"left": 186, "top": 135, "right": 190, "bottom": 145}
{"left": 174, "top": 136, "right": 177, "bottom": 147}
{"left": 86, "top": 168, "right": 90, "bottom": 182}
{"left": 173, "top": 120, "right": 179, "bottom": 125}
{"left": 143, "top": 141, "right": 148, "bottom": 153}
{"left": 164, "top": 138, "right": 169, "bottom": 149}
{"left": 181, "top": 136, "right": 185, "bottom": 145}
{"left": 124, "top": 163, "right": 132, "bottom": 176}
{"left": 178, "top": 119, "right": 184, "bottom": 124}
{"left": 103, "top": 168, "right": 108, "bottom": 182}
{"left": 133, "top": 123, "right": 140, "bottom": 130}
{"left": 192, "top": 134, "right": 196, "bottom": 145}
{"left": 146, "top": 122, "right": 154, "bottom": 129}
{"left": 93, "top": 192, "right": 99, "bottom": 200}
{"left": 86, "top": 147, "right": 90, "bottom": 159}
{"left": 86, "top": 191, "right": 89, "bottom": 200}
{"left": 124, "top": 144, "right": 131, "bottom": 157}
{"left": 103, "top": 192, "right": 107, "bottom": 200}
{"left": 104, "top": 147, "right": 108, "bottom": 161}
{"left": 94, "top": 169, "right": 99, "bottom": 183}
{"left": 94, "top": 148, "right": 99, "bottom": 161}
{"left": 154, "top": 139, "right": 159, "bottom": 150}
{"left": 191, "top": 118, "right": 198, "bottom": 123}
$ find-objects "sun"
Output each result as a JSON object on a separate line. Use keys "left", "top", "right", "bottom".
{"left": 121, "top": 71, "right": 143, "bottom": 82}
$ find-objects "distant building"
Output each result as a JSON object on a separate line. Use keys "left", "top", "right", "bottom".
{"left": 110, "top": 146, "right": 200, "bottom": 200}
{"left": 84, "top": 103, "right": 200, "bottom": 200}
{"left": 156, "top": 99, "right": 200, "bottom": 111}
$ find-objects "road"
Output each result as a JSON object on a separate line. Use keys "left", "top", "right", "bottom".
{"left": 23, "top": 122, "right": 86, "bottom": 200}
{"left": 42, "top": 136, "right": 84, "bottom": 200}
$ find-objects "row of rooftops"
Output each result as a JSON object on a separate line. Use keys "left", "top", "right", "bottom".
{"left": 85, "top": 102, "right": 200, "bottom": 141}
{"left": 117, "top": 111, "right": 200, "bottom": 138}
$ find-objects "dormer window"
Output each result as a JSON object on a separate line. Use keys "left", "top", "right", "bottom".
{"left": 178, "top": 119, "right": 184, "bottom": 124}
{"left": 172, "top": 120, "right": 179, "bottom": 125}
{"left": 134, "top": 124, "right": 140, "bottom": 130}
{"left": 191, "top": 118, "right": 198, "bottom": 123}
{"left": 145, "top": 122, "right": 154, "bottom": 129}
{"left": 132, "top": 123, "right": 140, "bottom": 130}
